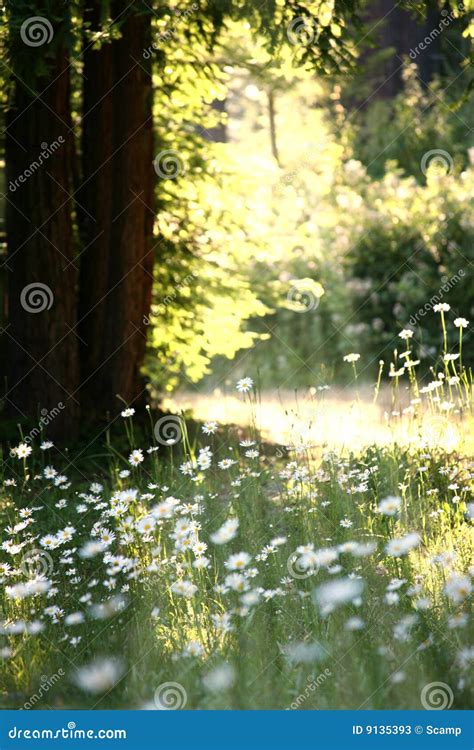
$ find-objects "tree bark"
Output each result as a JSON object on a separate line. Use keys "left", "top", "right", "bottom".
{"left": 77, "top": 0, "right": 115, "bottom": 416}
{"left": 5, "top": 46, "right": 80, "bottom": 438}
{"left": 78, "top": 1, "right": 155, "bottom": 421}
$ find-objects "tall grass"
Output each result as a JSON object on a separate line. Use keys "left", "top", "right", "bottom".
{"left": 0, "top": 314, "right": 472, "bottom": 710}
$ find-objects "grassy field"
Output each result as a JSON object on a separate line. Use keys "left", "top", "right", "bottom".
{"left": 165, "top": 385, "right": 472, "bottom": 454}
{"left": 0, "top": 323, "right": 473, "bottom": 710}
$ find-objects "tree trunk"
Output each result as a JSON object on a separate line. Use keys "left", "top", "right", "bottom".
{"left": 356, "top": 0, "right": 442, "bottom": 103}
{"left": 78, "top": 1, "right": 155, "bottom": 421}
{"left": 77, "top": 0, "right": 115, "bottom": 416}
{"left": 5, "top": 46, "right": 80, "bottom": 439}
{"left": 268, "top": 90, "right": 280, "bottom": 166}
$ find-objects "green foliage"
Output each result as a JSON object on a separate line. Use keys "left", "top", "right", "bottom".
{"left": 146, "top": 25, "right": 272, "bottom": 389}
{"left": 350, "top": 64, "right": 474, "bottom": 179}
{"left": 340, "top": 162, "right": 474, "bottom": 365}
{"left": 2, "top": 0, "right": 473, "bottom": 395}
{"left": 182, "top": 56, "right": 473, "bottom": 390}
{"left": 0, "top": 0, "right": 366, "bottom": 392}
{"left": 4, "top": 1, "right": 77, "bottom": 85}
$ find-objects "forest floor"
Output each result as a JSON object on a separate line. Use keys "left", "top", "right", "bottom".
{"left": 0, "top": 367, "right": 472, "bottom": 709}
{"left": 165, "top": 386, "right": 470, "bottom": 454}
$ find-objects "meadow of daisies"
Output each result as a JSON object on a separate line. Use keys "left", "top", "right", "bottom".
{"left": 0, "top": 309, "right": 473, "bottom": 710}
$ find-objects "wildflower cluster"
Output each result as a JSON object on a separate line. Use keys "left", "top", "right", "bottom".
{"left": 0, "top": 350, "right": 472, "bottom": 708}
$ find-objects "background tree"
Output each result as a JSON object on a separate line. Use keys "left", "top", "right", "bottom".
{"left": 1, "top": 0, "right": 471, "bottom": 439}
{"left": 78, "top": 1, "right": 154, "bottom": 420}
{"left": 4, "top": 1, "right": 79, "bottom": 437}
{"left": 1, "top": 0, "right": 362, "bottom": 437}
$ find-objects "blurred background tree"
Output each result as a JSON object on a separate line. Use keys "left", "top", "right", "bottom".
{"left": 0, "top": 0, "right": 472, "bottom": 438}
{"left": 0, "top": 0, "right": 361, "bottom": 437}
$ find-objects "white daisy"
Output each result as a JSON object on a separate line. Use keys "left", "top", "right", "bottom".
{"left": 236, "top": 377, "right": 254, "bottom": 393}
{"left": 128, "top": 449, "right": 144, "bottom": 466}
